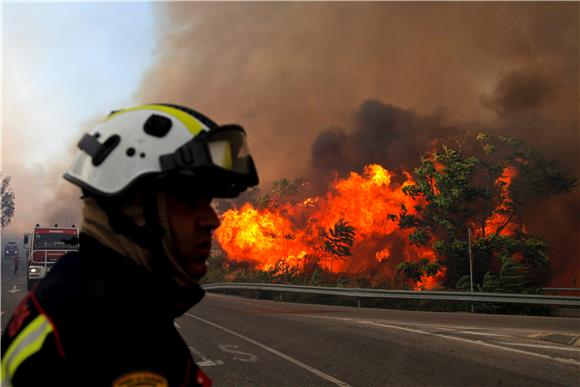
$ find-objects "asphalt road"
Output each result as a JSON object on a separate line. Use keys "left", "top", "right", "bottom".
{"left": 2, "top": 267, "right": 579, "bottom": 386}
{"left": 1, "top": 257, "right": 26, "bottom": 329}
{"left": 177, "top": 293, "right": 579, "bottom": 386}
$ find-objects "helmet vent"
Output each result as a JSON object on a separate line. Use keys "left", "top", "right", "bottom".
{"left": 144, "top": 114, "right": 172, "bottom": 137}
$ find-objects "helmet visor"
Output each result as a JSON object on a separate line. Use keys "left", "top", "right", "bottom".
{"left": 159, "top": 124, "right": 259, "bottom": 197}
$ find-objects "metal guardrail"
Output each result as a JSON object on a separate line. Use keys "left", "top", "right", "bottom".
{"left": 202, "top": 282, "right": 580, "bottom": 307}
{"left": 540, "top": 288, "right": 580, "bottom": 292}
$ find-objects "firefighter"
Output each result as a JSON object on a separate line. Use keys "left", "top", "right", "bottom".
{"left": 12, "top": 254, "right": 19, "bottom": 276}
{"left": 1, "top": 104, "right": 259, "bottom": 386}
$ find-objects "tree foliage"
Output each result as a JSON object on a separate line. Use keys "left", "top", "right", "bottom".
{"left": 396, "top": 259, "right": 442, "bottom": 284}
{"left": 323, "top": 218, "right": 356, "bottom": 271}
{"left": 1, "top": 175, "right": 16, "bottom": 228}
{"left": 397, "top": 133, "right": 575, "bottom": 290}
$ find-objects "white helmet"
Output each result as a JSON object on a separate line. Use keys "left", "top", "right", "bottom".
{"left": 64, "top": 104, "right": 259, "bottom": 198}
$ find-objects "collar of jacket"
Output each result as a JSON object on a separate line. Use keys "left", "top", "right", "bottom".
{"left": 81, "top": 233, "right": 205, "bottom": 318}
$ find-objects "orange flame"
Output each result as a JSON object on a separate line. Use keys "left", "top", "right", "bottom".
{"left": 375, "top": 247, "right": 391, "bottom": 263}
{"left": 483, "top": 166, "right": 519, "bottom": 237}
{"left": 215, "top": 164, "right": 441, "bottom": 288}
{"left": 415, "top": 267, "right": 447, "bottom": 290}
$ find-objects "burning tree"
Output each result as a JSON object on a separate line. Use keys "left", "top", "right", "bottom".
{"left": 397, "top": 133, "right": 576, "bottom": 291}
{"left": 1, "top": 175, "right": 16, "bottom": 228}
{"left": 323, "top": 219, "right": 356, "bottom": 272}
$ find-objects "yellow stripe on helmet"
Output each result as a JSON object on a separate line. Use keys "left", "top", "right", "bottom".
{"left": 106, "top": 104, "right": 205, "bottom": 136}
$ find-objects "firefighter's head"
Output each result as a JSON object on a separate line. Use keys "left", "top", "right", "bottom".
{"left": 64, "top": 104, "right": 259, "bottom": 284}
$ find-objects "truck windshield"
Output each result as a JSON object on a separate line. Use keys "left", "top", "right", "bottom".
{"left": 33, "top": 234, "right": 78, "bottom": 250}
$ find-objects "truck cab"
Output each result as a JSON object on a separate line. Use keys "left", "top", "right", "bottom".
{"left": 28, "top": 226, "right": 79, "bottom": 290}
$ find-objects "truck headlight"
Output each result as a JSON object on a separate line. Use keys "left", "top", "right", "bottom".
{"left": 29, "top": 267, "right": 39, "bottom": 273}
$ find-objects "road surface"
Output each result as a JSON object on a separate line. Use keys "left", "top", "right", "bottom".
{"left": 2, "top": 268, "right": 579, "bottom": 386}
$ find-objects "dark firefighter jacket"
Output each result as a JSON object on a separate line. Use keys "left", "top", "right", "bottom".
{"left": 1, "top": 234, "right": 211, "bottom": 387}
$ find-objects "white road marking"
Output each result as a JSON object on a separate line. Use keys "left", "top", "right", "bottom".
{"left": 206, "top": 293, "right": 267, "bottom": 308}
{"left": 456, "top": 331, "right": 511, "bottom": 338}
{"left": 185, "top": 313, "right": 351, "bottom": 387}
{"left": 497, "top": 342, "right": 580, "bottom": 352}
{"left": 188, "top": 345, "right": 224, "bottom": 367}
{"left": 359, "top": 321, "right": 580, "bottom": 367}
{"left": 174, "top": 322, "right": 182, "bottom": 330}
{"left": 219, "top": 344, "right": 258, "bottom": 362}
{"left": 7, "top": 285, "right": 22, "bottom": 294}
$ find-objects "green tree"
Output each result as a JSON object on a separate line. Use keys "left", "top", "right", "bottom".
{"left": 323, "top": 219, "right": 356, "bottom": 272}
{"left": 397, "top": 133, "right": 575, "bottom": 290}
{"left": 396, "top": 259, "right": 442, "bottom": 286}
{"left": 1, "top": 175, "right": 15, "bottom": 228}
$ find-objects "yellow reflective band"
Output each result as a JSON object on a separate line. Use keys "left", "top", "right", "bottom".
{"left": 1, "top": 315, "right": 53, "bottom": 384}
{"left": 106, "top": 104, "right": 204, "bottom": 135}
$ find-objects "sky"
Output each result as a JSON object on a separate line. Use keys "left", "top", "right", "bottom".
{"left": 1, "top": 1, "right": 156, "bottom": 234}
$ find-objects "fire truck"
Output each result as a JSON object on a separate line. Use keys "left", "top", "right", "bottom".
{"left": 28, "top": 225, "right": 79, "bottom": 290}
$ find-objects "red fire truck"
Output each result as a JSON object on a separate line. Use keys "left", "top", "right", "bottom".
{"left": 28, "top": 225, "right": 79, "bottom": 290}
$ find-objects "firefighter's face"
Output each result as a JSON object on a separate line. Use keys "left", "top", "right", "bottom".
{"left": 164, "top": 190, "right": 220, "bottom": 280}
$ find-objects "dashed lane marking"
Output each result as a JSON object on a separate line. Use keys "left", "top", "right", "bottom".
{"left": 497, "top": 342, "right": 580, "bottom": 352}
{"left": 456, "top": 331, "right": 511, "bottom": 338}
{"left": 359, "top": 321, "right": 580, "bottom": 367}
{"left": 174, "top": 322, "right": 182, "bottom": 330}
{"left": 185, "top": 313, "right": 351, "bottom": 387}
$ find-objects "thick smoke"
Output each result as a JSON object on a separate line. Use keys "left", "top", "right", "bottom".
{"left": 311, "top": 100, "right": 458, "bottom": 179}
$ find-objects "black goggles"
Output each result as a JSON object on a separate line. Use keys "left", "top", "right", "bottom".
{"left": 159, "top": 125, "right": 259, "bottom": 198}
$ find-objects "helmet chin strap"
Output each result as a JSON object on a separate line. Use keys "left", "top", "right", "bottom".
{"left": 154, "top": 190, "right": 199, "bottom": 287}
{"left": 141, "top": 188, "right": 169, "bottom": 275}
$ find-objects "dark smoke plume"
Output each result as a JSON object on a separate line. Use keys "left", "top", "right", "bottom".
{"left": 311, "top": 100, "right": 458, "bottom": 179}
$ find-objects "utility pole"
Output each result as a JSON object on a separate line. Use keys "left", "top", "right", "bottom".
{"left": 468, "top": 228, "right": 474, "bottom": 313}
